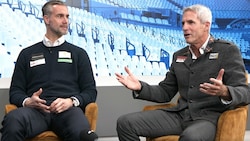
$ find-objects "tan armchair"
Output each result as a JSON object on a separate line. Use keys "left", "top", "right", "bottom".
{"left": 5, "top": 102, "right": 98, "bottom": 141}
{"left": 143, "top": 103, "right": 248, "bottom": 141}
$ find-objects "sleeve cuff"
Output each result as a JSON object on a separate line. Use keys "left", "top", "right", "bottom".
{"left": 22, "top": 97, "right": 30, "bottom": 107}
{"left": 70, "top": 96, "right": 80, "bottom": 107}
{"left": 221, "top": 98, "right": 232, "bottom": 105}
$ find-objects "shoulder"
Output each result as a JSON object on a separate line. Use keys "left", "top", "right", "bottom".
{"left": 213, "top": 38, "right": 235, "bottom": 46}
{"left": 174, "top": 46, "right": 189, "bottom": 56}
{"left": 20, "top": 42, "right": 43, "bottom": 54}
{"left": 63, "top": 42, "right": 89, "bottom": 59}
{"left": 212, "top": 38, "right": 239, "bottom": 51}
{"left": 23, "top": 42, "right": 43, "bottom": 50}
{"left": 64, "top": 41, "right": 86, "bottom": 52}
{"left": 212, "top": 38, "right": 238, "bottom": 49}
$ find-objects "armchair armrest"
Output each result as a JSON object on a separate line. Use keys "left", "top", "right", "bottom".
{"left": 5, "top": 104, "right": 18, "bottom": 114}
{"left": 215, "top": 105, "right": 248, "bottom": 141}
{"left": 85, "top": 102, "right": 98, "bottom": 131}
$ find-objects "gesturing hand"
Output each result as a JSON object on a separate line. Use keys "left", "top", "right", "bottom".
{"left": 24, "top": 88, "right": 50, "bottom": 113}
{"left": 200, "top": 69, "right": 231, "bottom": 100}
{"left": 115, "top": 66, "right": 141, "bottom": 91}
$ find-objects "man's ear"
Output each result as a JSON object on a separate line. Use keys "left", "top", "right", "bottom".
{"left": 43, "top": 15, "right": 49, "bottom": 25}
{"left": 204, "top": 21, "right": 210, "bottom": 31}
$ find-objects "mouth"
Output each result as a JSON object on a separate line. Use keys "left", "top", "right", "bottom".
{"left": 61, "top": 25, "right": 68, "bottom": 30}
{"left": 184, "top": 33, "right": 191, "bottom": 38}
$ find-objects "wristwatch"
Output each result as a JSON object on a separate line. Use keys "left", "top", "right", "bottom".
{"left": 70, "top": 97, "right": 80, "bottom": 107}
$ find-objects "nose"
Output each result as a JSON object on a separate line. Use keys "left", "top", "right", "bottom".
{"left": 182, "top": 23, "right": 189, "bottom": 32}
{"left": 182, "top": 23, "right": 186, "bottom": 30}
{"left": 62, "top": 16, "right": 69, "bottom": 24}
{"left": 64, "top": 18, "right": 68, "bottom": 24}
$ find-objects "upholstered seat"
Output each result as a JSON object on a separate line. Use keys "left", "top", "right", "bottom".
{"left": 5, "top": 102, "right": 98, "bottom": 141}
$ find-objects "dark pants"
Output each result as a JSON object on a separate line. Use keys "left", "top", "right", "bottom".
{"left": 1, "top": 107, "right": 90, "bottom": 141}
{"left": 117, "top": 110, "right": 216, "bottom": 141}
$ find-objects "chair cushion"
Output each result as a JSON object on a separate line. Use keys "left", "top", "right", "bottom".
{"left": 26, "top": 131, "right": 61, "bottom": 141}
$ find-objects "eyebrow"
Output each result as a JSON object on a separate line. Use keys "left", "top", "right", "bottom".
{"left": 182, "top": 19, "right": 195, "bottom": 24}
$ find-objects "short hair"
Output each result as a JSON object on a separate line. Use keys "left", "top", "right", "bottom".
{"left": 42, "top": 0, "right": 66, "bottom": 16}
{"left": 183, "top": 4, "right": 212, "bottom": 25}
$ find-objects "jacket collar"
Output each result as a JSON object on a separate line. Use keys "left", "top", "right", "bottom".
{"left": 182, "top": 35, "right": 215, "bottom": 57}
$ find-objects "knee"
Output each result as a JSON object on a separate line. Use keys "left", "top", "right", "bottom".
{"left": 179, "top": 130, "right": 215, "bottom": 141}
{"left": 117, "top": 115, "right": 127, "bottom": 129}
{"left": 1, "top": 112, "right": 23, "bottom": 135}
{"left": 116, "top": 115, "right": 132, "bottom": 131}
{"left": 2, "top": 112, "right": 21, "bottom": 126}
{"left": 179, "top": 133, "right": 200, "bottom": 141}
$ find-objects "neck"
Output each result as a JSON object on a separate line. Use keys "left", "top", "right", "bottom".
{"left": 190, "top": 45, "right": 201, "bottom": 58}
{"left": 45, "top": 32, "right": 62, "bottom": 43}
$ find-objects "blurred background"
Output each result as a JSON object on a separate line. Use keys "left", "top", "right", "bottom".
{"left": 0, "top": 0, "right": 249, "bottom": 79}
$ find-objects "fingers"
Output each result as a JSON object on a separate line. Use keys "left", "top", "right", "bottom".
{"left": 50, "top": 99, "right": 60, "bottom": 112}
{"left": 209, "top": 69, "right": 224, "bottom": 86}
{"left": 115, "top": 66, "right": 140, "bottom": 90}
{"left": 216, "top": 69, "right": 224, "bottom": 81}
{"left": 115, "top": 73, "right": 125, "bottom": 83}
{"left": 33, "top": 88, "right": 43, "bottom": 97}
{"left": 200, "top": 83, "right": 219, "bottom": 96}
{"left": 31, "top": 89, "right": 71, "bottom": 113}
{"left": 32, "top": 88, "right": 47, "bottom": 105}
{"left": 124, "top": 66, "right": 132, "bottom": 75}
{"left": 25, "top": 88, "right": 46, "bottom": 107}
{"left": 50, "top": 98, "right": 72, "bottom": 113}
{"left": 115, "top": 72, "right": 123, "bottom": 80}
{"left": 39, "top": 103, "right": 51, "bottom": 113}
{"left": 115, "top": 67, "right": 128, "bottom": 85}
{"left": 200, "top": 69, "right": 226, "bottom": 96}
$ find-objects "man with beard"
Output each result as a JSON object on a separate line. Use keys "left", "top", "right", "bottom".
{"left": 1, "top": 1, "right": 97, "bottom": 141}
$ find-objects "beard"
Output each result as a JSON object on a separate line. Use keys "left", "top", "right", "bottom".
{"left": 48, "top": 25, "right": 68, "bottom": 37}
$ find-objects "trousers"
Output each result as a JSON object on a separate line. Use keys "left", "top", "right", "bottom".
{"left": 117, "top": 109, "right": 216, "bottom": 141}
{"left": 1, "top": 106, "right": 90, "bottom": 141}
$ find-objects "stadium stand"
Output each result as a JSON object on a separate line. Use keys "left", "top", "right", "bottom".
{"left": 0, "top": 0, "right": 249, "bottom": 78}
